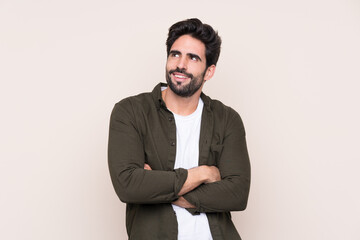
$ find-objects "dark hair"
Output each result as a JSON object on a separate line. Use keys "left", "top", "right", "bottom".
{"left": 166, "top": 18, "right": 222, "bottom": 68}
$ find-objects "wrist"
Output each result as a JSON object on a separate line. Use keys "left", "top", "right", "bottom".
{"left": 198, "top": 165, "right": 210, "bottom": 183}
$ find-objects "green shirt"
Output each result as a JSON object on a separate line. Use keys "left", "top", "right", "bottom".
{"left": 108, "top": 83, "right": 251, "bottom": 240}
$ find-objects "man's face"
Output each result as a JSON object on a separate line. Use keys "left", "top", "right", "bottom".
{"left": 166, "top": 35, "right": 209, "bottom": 97}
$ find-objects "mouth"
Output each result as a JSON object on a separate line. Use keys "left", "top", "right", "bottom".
{"left": 171, "top": 71, "right": 192, "bottom": 83}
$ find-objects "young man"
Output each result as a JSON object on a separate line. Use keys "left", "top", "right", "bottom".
{"left": 108, "top": 18, "right": 251, "bottom": 240}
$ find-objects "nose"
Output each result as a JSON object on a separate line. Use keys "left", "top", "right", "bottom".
{"left": 176, "top": 56, "right": 188, "bottom": 70}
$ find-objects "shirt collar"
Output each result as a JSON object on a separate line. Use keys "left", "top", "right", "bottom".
{"left": 151, "top": 82, "right": 211, "bottom": 111}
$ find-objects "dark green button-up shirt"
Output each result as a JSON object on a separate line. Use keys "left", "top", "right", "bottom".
{"left": 108, "top": 83, "right": 251, "bottom": 240}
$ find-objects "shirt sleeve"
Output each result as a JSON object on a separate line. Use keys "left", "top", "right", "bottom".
{"left": 108, "top": 100, "right": 188, "bottom": 204}
{"left": 183, "top": 112, "right": 251, "bottom": 213}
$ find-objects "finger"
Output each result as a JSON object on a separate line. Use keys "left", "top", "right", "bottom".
{"left": 144, "top": 163, "right": 152, "bottom": 170}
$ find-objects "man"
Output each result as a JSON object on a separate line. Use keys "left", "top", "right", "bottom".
{"left": 108, "top": 18, "right": 251, "bottom": 240}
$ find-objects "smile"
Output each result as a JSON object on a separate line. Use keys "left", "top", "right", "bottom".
{"left": 174, "top": 74, "right": 188, "bottom": 79}
{"left": 172, "top": 72, "right": 191, "bottom": 82}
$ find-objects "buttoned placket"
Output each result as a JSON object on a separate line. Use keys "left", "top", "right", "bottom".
{"left": 158, "top": 103, "right": 177, "bottom": 171}
{"left": 198, "top": 101, "right": 214, "bottom": 166}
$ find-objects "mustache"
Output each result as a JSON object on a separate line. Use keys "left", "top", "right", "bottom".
{"left": 169, "top": 68, "right": 193, "bottom": 79}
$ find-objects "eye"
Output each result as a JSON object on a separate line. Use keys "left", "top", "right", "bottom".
{"left": 189, "top": 54, "right": 200, "bottom": 62}
{"left": 191, "top": 56, "right": 198, "bottom": 61}
{"left": 171, "top": 53, "right": 180, "bottom": 58}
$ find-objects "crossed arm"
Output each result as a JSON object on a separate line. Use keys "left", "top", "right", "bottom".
{"left": 108, "top": 101, "right": 250, "bottom": 213}
{"left": 144, "top": 163, "right": 221, "bottom": 208}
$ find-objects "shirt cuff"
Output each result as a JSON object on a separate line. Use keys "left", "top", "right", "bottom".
{"left": 173, "top": 168, "right": 188, "bottom": 197}
{"left": 183, "top": 192, "right": 200, "bottom": 215}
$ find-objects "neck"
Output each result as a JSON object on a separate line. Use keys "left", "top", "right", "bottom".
{"left": 162, "top": 87, "right": 202, "bottom": 116}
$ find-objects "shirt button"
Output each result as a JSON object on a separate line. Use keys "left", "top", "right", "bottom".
{"left": 171, "top": 142, "right": 175, "bottom": 146}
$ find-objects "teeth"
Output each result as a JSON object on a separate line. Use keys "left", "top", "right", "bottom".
{"left": 174, "top": 74, "right": 187, "bottom": 79}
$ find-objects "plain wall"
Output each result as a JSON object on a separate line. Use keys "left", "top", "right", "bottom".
{"left": 1, "top": 0, "right": 360, "bottom": 239}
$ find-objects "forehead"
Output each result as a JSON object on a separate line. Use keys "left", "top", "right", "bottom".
{"left": 170, "top": 35, "right": 206, "bottom": 57}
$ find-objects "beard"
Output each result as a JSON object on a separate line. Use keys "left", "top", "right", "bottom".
{"left": 166, "top": 67, "right": 206, "bottom": 98}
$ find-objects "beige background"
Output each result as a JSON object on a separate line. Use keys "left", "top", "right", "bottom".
{"left": 1, "top": 0, "right": 360, "bottom": 239}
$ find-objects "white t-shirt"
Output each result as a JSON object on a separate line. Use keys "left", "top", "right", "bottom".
{"left": 170, "top": 98, "right": 213, "bottom": 240}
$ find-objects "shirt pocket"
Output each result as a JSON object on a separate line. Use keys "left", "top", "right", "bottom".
{"left": 209, "top": 144, "right": 224, "bottom": 166}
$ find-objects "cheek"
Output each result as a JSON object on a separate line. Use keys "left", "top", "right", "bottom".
{"left": 166, "top": 64, "right": 178, "bottom": 74}
{"left": 193, "top": 66, "right": 206, "bottom": 76}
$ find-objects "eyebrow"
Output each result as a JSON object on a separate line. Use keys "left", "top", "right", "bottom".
{"left": 169, "top": 50, "right": 202, "bottom": 62}
{"left": 169, "top": 50, "right": 181, "bottom": 56}
{"left": 188, "top": 53, "right": 202, "bottom": 62}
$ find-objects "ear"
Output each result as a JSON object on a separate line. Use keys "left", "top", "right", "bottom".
{"left": 204, "top": 65, "right": 216, "bottom": 81}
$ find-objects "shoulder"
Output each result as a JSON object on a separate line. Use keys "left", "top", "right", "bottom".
{"left": 115, "top": 92, "right": 154, "bottom": 108}
{"left": 202, "top": 94, "right": 245, "bottom": 132}
{"left": 203, "top": 94, "right": 242, "bottom": 120}
{"left": 111, "top": 92, "right": 155, "bottom": 120}
{"left": 112, "top": 83, "right": 163, "bottom": 115}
